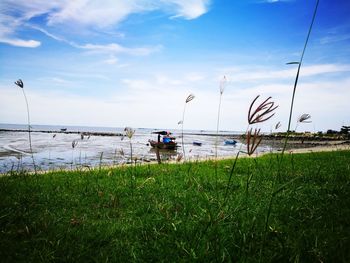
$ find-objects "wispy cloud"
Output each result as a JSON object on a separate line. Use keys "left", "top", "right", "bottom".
{"left": 0, "top": 13, "right": 40, "bottom": 47}
{"left": 0, "top": 0, "right": 210, "bottom": 48}
{"left": 259, "top": 0, "right": 294, "bottom": 3}
{"left": 78, "top": 43, "right": 162, "bottom": 56}
{"left": 320, "top": 34, "right": 350, "bottom": 44}
{"left": 103, "top": 55, "right": 119, "bottom": 65}
{"left": 169, "top": 0, "right": 211, "bottom": 19}
{"left": 0, "top": 37, "right": 40, "bottom": 48}
{"left": 28, "top": 24, "right": 161, "bottom": 59}
{"left": 319, "top": 24, "right": 350, "bottom": 45}
{"left": 220, "top": 64, "right": 350, "bottom": 82}
{"left": 1, "top": 71, "right": 349, "bottom": 131}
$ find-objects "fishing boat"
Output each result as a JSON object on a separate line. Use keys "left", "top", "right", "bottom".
{"left": 148, "top": 131, "right": 177, "bottom": 150}
{"left": 193, "top": 141, "right": 202, "bottom": 146}
{"left": 224, "top": 139, "right": 237, "bottom": 145}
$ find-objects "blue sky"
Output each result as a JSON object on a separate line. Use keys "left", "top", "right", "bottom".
{"left": 1, "top": 0, "right": 349, "bottom": 132}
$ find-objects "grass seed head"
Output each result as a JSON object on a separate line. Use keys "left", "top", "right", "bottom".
{"left": 72, "top": 140, "right": 78, "bottom": 149}
{"left": 176, "top": 153, "right": 183, "bottom": 162}
{"left": 124, "top": 127, "right": 135, "bottom": 139}
{"left": 248, "top": 95, "right": 278, "bottom": 124}
{"left": 298, "top": 113, "right": 312, "bottom": 123}
{"left": 220, "top": 76, "right": 227, "bottom": 95}
{"left": 275, "top": 121, "right": 281, "bottom": 130}
{"left": 119, "top": 148, "right": 125, "bottom": 156}
{"left": 14, "top": 79, "right": 24, "bottom": 88}
{"left": 246, "top": 128, "right": 263, "bottom": 156}
{"left": 185, "top": 94, "right": 195, "bottom": 103}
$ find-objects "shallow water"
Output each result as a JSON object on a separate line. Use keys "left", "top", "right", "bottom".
{"left": 0, "top": 124, "right": 272, "bottom": 173}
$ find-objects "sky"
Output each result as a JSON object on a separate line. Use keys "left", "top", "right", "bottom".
{"left": 0, "top": 0, "right": 350, "bottom": 132}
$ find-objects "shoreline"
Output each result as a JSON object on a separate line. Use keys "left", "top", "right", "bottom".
{"left": 2, "top": 142, "right": 349, "bottom": 176}
{"left": 0, "top": 128, "right": 124, "bottom": 137}
{"left": 195, "top": 142, "right": 350, "bottom": 162}
{"left": 276, "top": 143, "right": 350, "bottom": 155}
{"left": 2, "top": 128, "right": 348, "bottom": 141}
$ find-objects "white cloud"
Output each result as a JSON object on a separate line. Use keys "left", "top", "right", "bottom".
{"left": 0, "top": 13, "right": 40, "bottom": 47}
{"left": 0, "top": 37, "right": 40, "bottom": 48}
{"left": 320, "top": 34, "right": 350, "bottom": 45}
{"left": 27, "top": 25, "right": 160, "bottom": 58}
{"left": 45, "top": 0, "right": 210, "bottom": 26}
{"left": 37, "top": 77, "right": 74, "bottom": 87}
{"left": 0, "top": 0, "right": 208, "bottom": 51}
{"left": 220, "top": 64, "right": 350, "bottom": 83}
{"left": 185, "top": 72, "right": 206, "bottom": 82}
{"left": 154, "top": 75, "right": 184, "bottom": 86}
{"left": 1, "top": 64, "right": 349, "bottom": 131}
{"left": 262, "top": 0, "right": 293, "bottom": 3}
{"left": 169, "top": 0, "right": 210, "bottom": 19}
{"left": 103, "top": 55, "right": 119, "bottom": 65}
{"left": 78, "top": 43, "right": 162, "bottom": 56}
{"left": 0, "top": 0, "right": 210, "bottom": 41}
{"left": 47, "top": 0, "right": 139, "bottom": 28}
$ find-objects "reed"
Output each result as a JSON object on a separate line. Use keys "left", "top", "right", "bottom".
{"left": 124, "top": 127, "right": 135, "bottom": 164}
{"left": 262, "top": 2, "right": 320, "bottom": 257}
{"left": 212, "top": 76, "right": 227, "bottom": 197}
{"left": 224, "top": 95, "right": 278, "bottom": 203}
{"left": 215, "top": 76, "right": 227, "bottom": 158}
{"left": 295, "top": 113, "right": 312, "bottom": 132}
{"left": 14, "top": 79, "right": 37, "bottom": 173}
{"left": 282, "top": 0, "right": 319, "bottom": 153}
{"left": 71, "top": 140, "right": 78, "bottom": 169}
{"left": 181, "top": 94, "right": 195, "bottom": 161}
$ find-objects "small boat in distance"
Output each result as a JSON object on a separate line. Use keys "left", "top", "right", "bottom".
{"left": 193, "top": 141, "right": 202, "bottom": 146}
{"left": 224, "top": 139, "right": 237, "bottom": 145}
{"left": 60, "top": 128, "right": 67, "bottom": 132}
{"left": 148, "top": 131, "right": 177, "bottom": 150}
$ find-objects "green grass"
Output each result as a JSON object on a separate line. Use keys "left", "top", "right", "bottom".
{"left": 1, "top": 150, "right": 350, "bottom": 262}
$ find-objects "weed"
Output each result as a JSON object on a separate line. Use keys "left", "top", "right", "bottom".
{"left": 14, "top": 79, "right": 37, "bottom": 173}
{"left": 181, "top": 94, "right": 195, "bottom": 161}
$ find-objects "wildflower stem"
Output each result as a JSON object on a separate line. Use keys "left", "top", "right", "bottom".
{"left": 214, "top": 93, "right": 223, "bottom": 199}
{"left": 130, "top": 141, "right": 133, "bottom": 164}
{"left": 21, "top": 88, "right": 37, "bottom": 173}
{"left": 181, "top": 103, "right": 187, "bottom": 161}
{"left": 283, "top": 0, "right": 319, "bottom": 153}
{"left": 215, "top": 93, "right": 223, "bottom": 159}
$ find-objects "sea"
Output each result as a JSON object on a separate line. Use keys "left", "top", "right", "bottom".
{"left": 0, "top": 123, "right": 271, "bottom": 173}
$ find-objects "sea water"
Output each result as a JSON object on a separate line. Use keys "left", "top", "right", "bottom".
{"left": 0, "top": 123, "right": 269, "bottom": 173}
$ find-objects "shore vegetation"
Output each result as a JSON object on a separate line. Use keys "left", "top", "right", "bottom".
{"left": 1, "top": 150, "right": 349, "bottom": 262}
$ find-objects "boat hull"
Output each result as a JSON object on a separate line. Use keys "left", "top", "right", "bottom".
{"left": 149, "top": 140, "right": 177, "bottom": 150}
{"left": 224, "top": 140, "right": 237, "bottom": 145}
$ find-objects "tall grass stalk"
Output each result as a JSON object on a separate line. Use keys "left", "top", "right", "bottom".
{"left": 14, "top": 79, "right": 37, "bottom": 173}
{"left": 71, "top": 140, "right": 78, "bottom": 169}
{"left": 224, "top": 95, "right": 278, "bottom": 204}
{"left": 215, "top": 76, "right": 226, "bottom": 158}
{"left": 282, "top": 0, "right": 319, "bottom": 155}
{"left": 262, "top": 2, "right": 320, "bottom": 258}
{"left": 295, "top": 113, "right": 312, "bottom": 132}
{"left": 124, "top": 127, "right": 135, "bottom": 164}
{"left": 181, "top": 94, "right": 195, "bottom": 161}
{"left": 214, "top": 77, "right": 226, "bottom": 197}
{"left": 124, "top": 127, "right": 136, "bottom": 195}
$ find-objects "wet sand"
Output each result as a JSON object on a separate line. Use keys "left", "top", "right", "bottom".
{"left": 277, "top": 142, "right": 350, "bottom": 155}
{"left": 1, "top": 131, "right": 349, "bottom": 175}
{"left": 199, "top": 139, "right": 350, "bottom": 162}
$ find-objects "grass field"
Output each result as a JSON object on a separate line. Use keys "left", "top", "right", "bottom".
{"left": 1, "top": 150, "right": 350, "bottom": 262}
